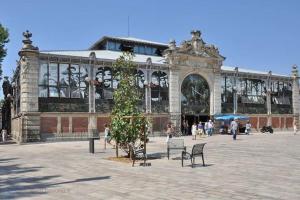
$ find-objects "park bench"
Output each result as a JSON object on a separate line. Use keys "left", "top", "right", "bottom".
{"left": 167, "top": 138, "right": 186, "bottom": 160}
{"left": 129, "top": 143, "right": 147, "bottom": 167}
{"left": 181, "top": 143, "right": 206, "bottom": 168}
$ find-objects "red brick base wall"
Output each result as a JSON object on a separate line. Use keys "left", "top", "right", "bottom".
{"left": 250, "top": 117, "right": 258, "bottom": 129}
{"left": 61, "top": 117, "right": 69, "bottom": 133}
{"left": 259, "top": 117, "right": 267, "bottom": 128}
{"left": 40, "top": 117, "right": 57, "bottom": 133}
{"left": 153, "top": 116, "right": 169, "bottom": 132}
{"left": 97, "top": 117, "right": 111, "bottom": 133}
{"left": 286, "top": 117, "right": 293, "bottom": 128}
{"left": 272, "top": 117, "right": 280, "bottom": 128}
{"left": 72, "top": 117, "right": 88, "bottom": 133}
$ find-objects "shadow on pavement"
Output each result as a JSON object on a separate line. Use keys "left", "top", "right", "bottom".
{"left": 0, "top": 157, "right": 111, "bottom": 199}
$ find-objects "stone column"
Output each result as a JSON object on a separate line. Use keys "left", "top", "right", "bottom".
{"left": 213, "top": 70, "right": 222, "bottom": 114}
{"left": 18, "top": 30, "right": 40, "bottom": 143}
{"left": 169, "top": 66, "right": 181, "bottom": 130}
{"left": 88, "top": 52, "right": 97, "bottom": 136}
{"left": 266, "top": 71, "right": 272, "bottom": 126}
{"left": 233, "top": 67, "right": 238, "bottom": 114}
{"left": 292, "top": 65, "right": 300, "bottom": 129}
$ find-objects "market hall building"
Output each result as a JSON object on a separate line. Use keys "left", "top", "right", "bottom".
{"left": 10, "top": 30, "right": 299, "bottom": 142}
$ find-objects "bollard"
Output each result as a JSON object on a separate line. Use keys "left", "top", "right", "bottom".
{"left": 89, "top": 138, "right": 94, "bottom": 153}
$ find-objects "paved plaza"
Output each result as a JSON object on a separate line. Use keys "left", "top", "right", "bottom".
{"left": 0, "top": 133, "right": 300, "bottom": 200}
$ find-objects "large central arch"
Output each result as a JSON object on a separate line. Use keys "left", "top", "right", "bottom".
{"left": 181, "top": 74, "right": 210, "bottom": 115}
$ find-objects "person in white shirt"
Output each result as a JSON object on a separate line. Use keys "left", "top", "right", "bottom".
{"left": 231, "top": 119, "right": 238, "bottom": 140}
{"left": 207, "top": 120, "right": 214, "bottom": 136}
{"left": 245, "top": 121, "right": 251, "bottom": 135}
{"left": 191, "top": 122, "right": 197, "bottom": 140}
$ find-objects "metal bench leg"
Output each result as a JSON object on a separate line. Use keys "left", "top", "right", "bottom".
{"left": 202, "top": 154, "right": 205, "bottom": 166}
{"left": 181, "top": 152, "right": 184, "bottom": 167}
{"left": 132, "top": 156, "right": 135, "bottom": 167}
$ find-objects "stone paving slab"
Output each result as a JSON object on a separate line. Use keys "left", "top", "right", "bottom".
{"left": 0, "top": 132, "right": 299, "bottom": 200}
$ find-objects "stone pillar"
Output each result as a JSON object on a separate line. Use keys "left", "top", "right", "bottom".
{"left": 292, "top": 65, "right": 300, "bottom": 129}
{"left": 266, "top": 71, "right": 272, "bottom": 126}
{"left": 169, "top": 66, "right": 181, "bottom": 130}
{"left": 213, "top": 70, "right": 222, "bottom": 114}
{"left": 57, "top": 116, "right": 61, "bottom": 135}
{"left": 18, "top": 30, "right": 40, "bottom": 142}
{"left": 233, "top": 67, "right": 238, "bottom": 114}
{"left": 88, "top": 52, "right": 97, "bottom": 136}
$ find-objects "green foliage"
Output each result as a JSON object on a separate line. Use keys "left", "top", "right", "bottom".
{"left": 0, "top": 23, "right": 9, "bottom": 81}
{"left": 110, "top": 52, "right": 147, "bottom": 152}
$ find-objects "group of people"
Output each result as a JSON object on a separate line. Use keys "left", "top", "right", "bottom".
{"left": 192, "top": 120, "right": 215, "bottom": 140}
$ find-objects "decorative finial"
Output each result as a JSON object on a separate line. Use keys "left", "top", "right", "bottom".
{"left": 21, "top": 30, "right": 38, "bottom": 51}
{"left": 292, "top": 64, "right": 298, "bottom": 77}
{"left": 191, "top": 30, "right": 201, "bottom": 40}
{"left": 169, "top": 39, "right": 176, "bottom": 50}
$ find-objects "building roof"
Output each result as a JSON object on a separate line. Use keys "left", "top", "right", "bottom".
{"left": 221, "top": 66, "right": 289, "bottom": 78}
{"left": 40, "top": 50, "right": 166, "bottom": 65}
{"left": 89, "top": 36, "right": 168, "bottom": 50}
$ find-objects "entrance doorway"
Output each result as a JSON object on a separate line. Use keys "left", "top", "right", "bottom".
{"left": 181, "top": 114, "right": 210, "bottom": 135}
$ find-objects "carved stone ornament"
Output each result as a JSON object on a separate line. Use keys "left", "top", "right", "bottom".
{"left": 22, "top": 30, "right": 39, "bottom": 51}
{"left": 164, "top": 30, "right": 225, "bottom": 61}
{"left": 20, "top": 56, "right": 30, "bottom": 77}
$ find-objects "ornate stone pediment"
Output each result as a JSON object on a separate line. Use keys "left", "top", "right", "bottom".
{"left": 164, "top": 30, "right": 225, "bottom": 63}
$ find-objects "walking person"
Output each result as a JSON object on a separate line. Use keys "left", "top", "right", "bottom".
{"left": 293, "top": 121, "right": 298, "bottom": 135}
{"left": 245, "top": 121, "right": 251, "bottom": 135}
{"left": 231, "top": 118, "right": 238, "bottom": 140}
{"left": 166, "top": 123, "right": 174, "bottom": 142}
{"left": 204, "top": 121, "right": 209, "bottom": 136}
{"left": 192, "top": 122, "right": 197, "bottom": 140}
{"left": 207, "top": 120, "right": 214, "bottom": 136}
{"left": 104, "top": 124, "right": 111, "bottom": 149}
{"left": 198, "top": 121, "right": 204, "bottom": 137}
{"left": 2, "top": 129, "right": 7, "bottom": 143}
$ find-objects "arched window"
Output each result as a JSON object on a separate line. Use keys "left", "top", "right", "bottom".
{"left": 181, "top": 74, "right": 209, "bottom": 115}
{"left": 151, "top": 71, "right": 169, "bottom": 112}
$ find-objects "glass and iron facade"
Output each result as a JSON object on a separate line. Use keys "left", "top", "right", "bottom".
{"left": 11, "top": 30, "right": 299, "bottom": 142}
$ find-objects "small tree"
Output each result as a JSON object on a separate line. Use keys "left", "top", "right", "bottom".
{"left": 0, "top": 23, "right": 9, "bottom": 81}
{"left": 111, "top": 52, "right": 147, "bottom": 157}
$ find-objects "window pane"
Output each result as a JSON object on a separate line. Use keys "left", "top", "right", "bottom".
{"left": 145, "top": 46, "right": 152, "bottom": 55}
{"left": 39, "top": 86, "right": 48, "bottom": 97}
{"left": 49, "top": 87, "right": 59, "bottom": 97}
{"left": 49, "top": 63, "right": 58, "bottom": 86}
{"left": 103, "top": 67, "right": 112, "bottom": 88}
{"left": 80, "top": 65, "right": 89, "bottom": 88}
{"left": 71, "top": 88, "right": 81, "bottom": 98}
{"left": 160, "top": 72, "right": 168, "bottom": 88}
{"left": 70, "top": 64, "right": 80, "bottom": 88}
{"left": 59, "top": 63, "right": 69, "bottom": 87}
{"left": 134, "top": 46, "right": 139, "bottom": 53}
{"left": 107, "top": 41, "right": 116, "bottom": 50}
{"left": 39, "top": 63, "right": 48, "bottom": 85}
{"left": 60, "top": 87, "right": 69, "bottom": 98}
{"left": 138, "top": 45, "right": 145, "bottom": 54}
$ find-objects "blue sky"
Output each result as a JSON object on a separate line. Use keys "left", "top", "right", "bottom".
{"left": 1, "top": 0, "right": 300, "bottom": 94}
